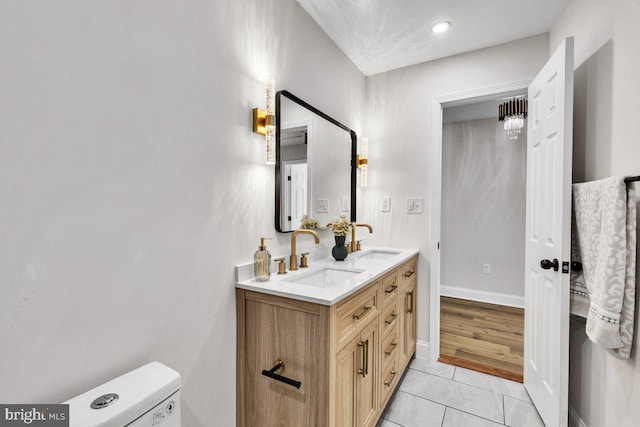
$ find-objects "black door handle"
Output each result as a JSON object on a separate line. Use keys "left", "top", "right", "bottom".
{"left": 540, "top": 258, "right": 559, "bottom": 271}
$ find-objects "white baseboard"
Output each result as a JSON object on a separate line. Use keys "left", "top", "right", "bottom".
{"left": 440, "top": 285, "right": 524, "bottom": 308}
{"left": 569, "top": 405, "right": 587, "bottom": 427}
{"left": 415, "top": 340, "right": 430, "bottom": 360}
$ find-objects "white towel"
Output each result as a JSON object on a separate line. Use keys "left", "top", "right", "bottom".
{"left": 569, "top": 213, "right": 590, "bottom": 318}
{"left": 571, "top": 177, "right": 636, "bottom": 359}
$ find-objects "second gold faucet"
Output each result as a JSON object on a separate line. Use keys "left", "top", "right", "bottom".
{"left": 290, "top": 229, "right": 320, "bottom": 271}
{"left": 351, "top": 224, "right": 373, "bottom": 253}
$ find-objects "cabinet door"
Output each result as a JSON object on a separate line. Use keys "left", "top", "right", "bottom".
{"left": 335, "top": 333, "right": 359, "bottom": 427}
{"left": 399, "top": 281, "right": 417, "bottom": 369}
{"left": 335, "top": 317, "right": 379, "bottom": 427}
{"left": 357, "top": 318, "right": 378, "bottom": 427}
{"left": 241, "top": 294, "right": 328, "bottom": 427}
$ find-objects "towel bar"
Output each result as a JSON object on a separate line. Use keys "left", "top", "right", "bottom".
{"left": 624, "top": 175, "right": 639, "bottom": 183}
{"left": 570, "top": 314, "right": 586, "bottom": 324}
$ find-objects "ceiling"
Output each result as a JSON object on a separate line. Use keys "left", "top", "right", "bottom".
{"left": 296, "top": 0, "right": 569, "bottom": 76}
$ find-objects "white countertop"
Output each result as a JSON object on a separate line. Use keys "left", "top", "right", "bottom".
{"left": 235, "top": 247, "right": 418, "bottom": 306}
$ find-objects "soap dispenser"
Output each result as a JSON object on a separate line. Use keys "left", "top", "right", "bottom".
{"left": 254, "top": 237, "right": 272, "bottom": 282}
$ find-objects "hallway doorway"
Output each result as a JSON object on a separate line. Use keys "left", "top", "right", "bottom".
{"left": 436, "top": 93, "right": 527, "bottom": 382}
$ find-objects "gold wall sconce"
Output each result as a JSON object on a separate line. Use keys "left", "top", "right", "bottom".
{"left": 252, "top": 79, "right": 276, "bottom": 164}
{"left": 357, "top": 137, "right": 368, "bottom": 187}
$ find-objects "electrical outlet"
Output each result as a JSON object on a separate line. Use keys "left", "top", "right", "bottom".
{"left": 317, "top": 199, "right": 329, "bottom": 213}
{"left": 381, "top": 197, "right": 391, "bottom": 212}
{"left": 482, "top": 263, "right": 491, "bottom": 274}
{"left": 406, "top": 198, "right": 423, "bottom": 214}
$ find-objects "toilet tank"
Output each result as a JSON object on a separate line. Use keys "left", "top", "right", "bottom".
{"left": 64, "top": 362, "right": 181, "bottom": 427}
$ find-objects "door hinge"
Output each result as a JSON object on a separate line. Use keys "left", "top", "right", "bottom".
{"left": 287, "top": 176, "right": 291, "bottom": 181}
{"left": 287, "top": 216, "right": 292, "bottom": 221}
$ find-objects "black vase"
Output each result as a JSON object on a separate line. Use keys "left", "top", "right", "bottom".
{"left": 332, "top": 235, "right": 348, "bottom": 261}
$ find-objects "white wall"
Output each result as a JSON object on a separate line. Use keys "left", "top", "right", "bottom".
{"left": 441, "top": 118, "right": 526, "bottom": 302}
{"left": 0, "top": 1, "right": 365, "bottom": 425}
{"left": 551, "top": 1, "right": 640, "bottom": 426}
{"left": 362, "top": 34, "right": 549, "bottom": 346}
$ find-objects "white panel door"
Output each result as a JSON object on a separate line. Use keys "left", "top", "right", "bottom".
{"left": 290, "top": 163, "right": 307, "bottom": 229}
{"left": 524, "top": 38, "right": 574, "bottom": 427}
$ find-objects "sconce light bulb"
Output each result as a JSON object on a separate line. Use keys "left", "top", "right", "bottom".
{"left": 266, "top": 79, "right": 275, "bottom": 115}
{"left": 266, "top": 126, "right": 276, "bottom": 165}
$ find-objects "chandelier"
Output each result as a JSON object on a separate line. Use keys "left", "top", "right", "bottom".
{"left": 498, "top": 98, "right": 528, "bottom": 140}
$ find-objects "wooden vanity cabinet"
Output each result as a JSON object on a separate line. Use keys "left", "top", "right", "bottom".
{"left": 236, "top": 256, "right": 417, "bottom": 427}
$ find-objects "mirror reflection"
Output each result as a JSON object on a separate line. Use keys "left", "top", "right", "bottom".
{"left": 275, "top": 91, "right": 356, "bottom": 232}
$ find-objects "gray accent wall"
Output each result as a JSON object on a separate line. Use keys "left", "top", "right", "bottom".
{"left": 441, "top": 117, "right": 526, "bottom": 299}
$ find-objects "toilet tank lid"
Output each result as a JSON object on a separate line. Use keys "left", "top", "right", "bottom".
{"left": 64, "top": 362, "right": 180, "bottom": 427}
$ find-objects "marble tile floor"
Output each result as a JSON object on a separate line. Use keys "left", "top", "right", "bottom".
{"left": 376, "top": 359, "right": 545, "bottom": 427}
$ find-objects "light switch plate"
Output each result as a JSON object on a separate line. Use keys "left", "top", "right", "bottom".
{"left": 381, "top": 197, "right": 391, "bottom": 212}
{"left": 406, "top": 197, "right": 424, "bottom": 214}
{"left": 317, "top": 199, "right": 329, "bottom": 213}
{"left": 341, "top": 196, "right": 350, "bottom": 212}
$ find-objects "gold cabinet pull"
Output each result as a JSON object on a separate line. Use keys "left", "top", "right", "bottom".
{"left": 384, "top": 284, "right": 398, "bottom": 294}
{"left": 408, "top": 290, "right": 414, "bottom": 314}
{"left": 364, "top": 339, "right": 369, "bottom": 376}
{"left": 384, "top": 370, "right": 397, "bottom": 387}
{"left": 353, "top": 305, "right": 371, "bottom": 320}
{"left": 385, "top": 312, "right": 398, "bottom": 325}
{"left": 357, "top": 339, "right": 369, "bottom": 377}
{"left": 385, "top": 342, "right": 398, "bottom": 356}
{"left": 404, "top": 270, "right": 414, "bottom": 278}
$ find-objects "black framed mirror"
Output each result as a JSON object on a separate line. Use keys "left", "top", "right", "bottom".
{"left": 275, "top": 90, "right": 356, "bottom": 232}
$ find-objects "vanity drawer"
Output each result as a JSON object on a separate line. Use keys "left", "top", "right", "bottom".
{"left": 398, "top": 257, "right": 417, "bottom": 289}
{"left": 381, "top": 300, "right": 399, "bottom": 337}
{"left": 335, "top": 281, "right": 379, "bottom": 348}
{"left": 381, "top": 324, "right": 399, "bottom": 367}
{"left": 381, "top": 271, "right": 399, "bottom": 308}
{"left": 380, "top": 354, "right": 399, "bottom": 406}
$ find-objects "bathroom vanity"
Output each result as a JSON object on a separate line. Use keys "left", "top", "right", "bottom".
{"left": 236, "top": 248, "right": 418, "bottom": 427}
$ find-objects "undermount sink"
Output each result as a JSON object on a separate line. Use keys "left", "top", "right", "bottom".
{"left": 282, "top": 267, "right": 364, "bottom": 288}
{"left": 357, "top": 250, "right": 401, "bottom": 261}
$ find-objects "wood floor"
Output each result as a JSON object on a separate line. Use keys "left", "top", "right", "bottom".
{"left": 439, "top": 296, "right": 524, "bottom": 382}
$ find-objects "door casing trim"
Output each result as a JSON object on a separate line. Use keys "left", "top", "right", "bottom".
{"left": 428, "top": 79, "right": 532, "bottom": 362}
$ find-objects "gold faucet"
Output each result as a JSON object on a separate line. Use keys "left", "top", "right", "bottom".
{"left": 350, "top": 224, "right": 373, "bottom": 252}
{"left": 290, "top": 229, "right": 320, "bottom": 271}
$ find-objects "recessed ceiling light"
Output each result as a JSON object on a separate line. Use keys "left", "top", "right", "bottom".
{"left": 431, "top": 21, "right": 451, "bottom": 34}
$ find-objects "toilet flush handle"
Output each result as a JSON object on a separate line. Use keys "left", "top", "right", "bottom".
{"left": 91, "top": 393, "right": 119, "bottom": 409}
